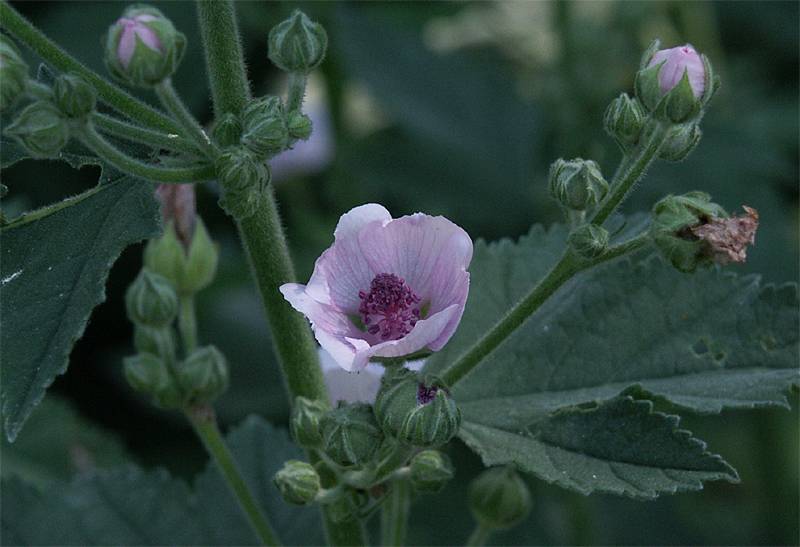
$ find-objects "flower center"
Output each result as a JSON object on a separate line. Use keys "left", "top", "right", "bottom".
{"left": 358, "top": 273, "right": 421, "bottom": 341}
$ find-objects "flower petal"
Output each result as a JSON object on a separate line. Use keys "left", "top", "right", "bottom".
{"left": 334, "top": 203, "right": 391, "bottom": 241}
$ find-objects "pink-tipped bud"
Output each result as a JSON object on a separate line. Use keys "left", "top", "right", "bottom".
{"left": 116, "top": 14, "right": 163, "bottom": 69}
{"left": 155, "top": 184, "right": 196, "bottom": 249}
{"left": 648, "top": 44, "right": 705, "bottom": 98}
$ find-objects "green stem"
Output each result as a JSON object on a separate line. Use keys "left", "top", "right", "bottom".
{"left": 381, "top": 480, "right": 411, "bottom": 547}
{"left": 179, "top": 296, "right": 198, "bottom": 355}
{"left": 78, "top": 123, "right": 216, "bottom": 183}
{"left": 185, "top": 404, "right": 280, "bottom": 546}
{"left": 154, "top": 79, "right": 215, "bottom": 156}
{"left": 0, "top": 1, "right": 180, "bottom": 134}
{"left": 287, "top": 72, "right": 308, "bottom": 112}
{"left": 591, "top": 121, "right": 668, "bottom": 226}
{"left": 465, "top": 523, "right": 492, "bottom": 547}
{"left": 195, "top": 0, "right": 251, "bottom": 116}
{"left": 93, "top": 113, "right": 202, "bottom": 155}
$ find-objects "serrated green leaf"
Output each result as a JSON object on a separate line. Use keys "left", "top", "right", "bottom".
{"left": 0, "top": 416, "right": 325, "bottom": 546}
{"left": 459, "top": 396, "right": 738, "bottom": 499}
{"left": 0, "top": 176, "right": 161, "bottom": 441}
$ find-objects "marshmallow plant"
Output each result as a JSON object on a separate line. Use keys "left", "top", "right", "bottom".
{"left": 0, "top": 3, "right": 796, "bottom": 546}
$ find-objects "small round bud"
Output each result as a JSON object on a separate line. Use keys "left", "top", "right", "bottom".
{"left": 319, "top": 402, "right": 383, "bottom": 467}
{"left": 211, "top": 113, "right": 243, "bottom": 148}
{"left": 567, "top": 224, "right": 609, "bottom": 260}
{"left": 604, "top": 93, "right": 645, "bottom": 150}
{"left": 268, "top": 10, "right": 328, "bottom": 73}
{"left": 468, "top": 467, "right": 532, "bottom": 530}
{"left": 53, "top": 73, "right": 96, "bottom": 119}
{"left": 409, "top": 450, "right": 454, "bottom": 493}
{"left": 144, "top": 223, "right": 184, "bottom": 287}
{"left": 650, "top": 191, "right": 727, "bottom": 272}
{"left": 104, "top": 5, "right": 186, "bottom": 88}
{"left": 125, "top": 269, "right": 178, "bottom": 327}
{"left": 215, "top": 148, "right": 270, "bottom": 220}
{"left": 133, "top": 324, "right": 176, "bottom": 359}
{"left": 123, "top": 353, "right": 183, "bottom": 408}
{"left": 291, "top": 396, "right": 329, "bottom": 449}
{"left": 374, "top": 369, "right": 461, "bottom": 448}
{"left": 241, "top": 96, "right": 288, "bottom": 158}
{"left": 0, "top": 36, "right": 29, "bottom": 112}
{"left": 287, "top": 110, "right": 313, "bottom": 141}
{"left": 548, "top": 158, "right": 609, "bottom": 211}
{"left": 274, "top": 460, "right": 321, "bottom": 505}
{"left": 4, "top": 101, "right": 70, "bottom": 159}
{"left": 146, "top": 218, "right": 219, "bottom": 295}
{"left": 175, "top": 345, "right": 229, "bottom": 404}
{"left": 659, "top": 123, "right": 702, "bottom": 162}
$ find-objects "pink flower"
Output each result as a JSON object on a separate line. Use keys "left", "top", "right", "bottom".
{"left": 116, "top": 14, "right": 162, "bottom": 69}
{"left": 648, "top": 44, "right": 705, "bottom": 98}
{"left": 281, "top": 204, "right": 472, "bottom": 372}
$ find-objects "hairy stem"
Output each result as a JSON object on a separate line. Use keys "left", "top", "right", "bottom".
{"left": 178, "top": 296, "right": 198, "bottom": 355}
{"left": 78, "top": 124, "right": 215, "bottom": 184}
{"left": 0, "top": 1, "right": 180, "bottom": 134}
{"left": 185, "top": 405, "right": 280, "bottom": 546}
{"left": 155, "top": 79, "right": 215, "bottom": 156}
{"left": 286, "top": 72, "right": 308, "bottom": 112}
{"left": 381, "top": 480, "right": 411, "bottom": 547}
{"left": 195, "top": 0, "right": 251, "bottom": 115}
{"left": 93, "top": 113, "right": 202, "bottom": 155}
{"left": 465, "top": 523, "right": 492, "bottom": 547}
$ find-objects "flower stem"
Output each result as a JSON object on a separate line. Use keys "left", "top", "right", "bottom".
{"left": 381, "top": 479, "right": 411, "bottom": 547}
{"left": 465, "top": 523, "right": 492, "bottom": 547}
{"left": 286, "top": 72, "right": 308, "bottom": 111}
{"left": 195, "top": 0, "right": 251, "bottom": 116}
{"left": 154, "top": 79, "right": 216, "bottom": 157}
{"left": 92, "top": 113, "right": 202, "bottom": 156}
{"left": 178, "top": 296, "right": 198, "bottom": 355}
{"left": 0, "top": 1, "right": 180, "bottom": 134}
{"left": 185, "top": 404, "right": 281, "bottom": 546}
{"left": 78, "top": 123, "right": 216, "bottom": 184}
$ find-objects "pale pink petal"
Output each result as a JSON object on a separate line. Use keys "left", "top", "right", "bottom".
{"left": 317, "top": 228, "right": 383, "bottom": 311}
{"left": 649, "top": 45, "right": 705, "bottom": 98}
{"left": 334, "top": 203, "right": 391, "bottom": 241}
{"left": 134, "top": 25, "right": 163, "bottom": 53}
{"left": 117, "top": 23, "right": 138, "bottom": 68}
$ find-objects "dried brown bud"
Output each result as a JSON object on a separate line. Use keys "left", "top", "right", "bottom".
{"left": 155, "top": 184, "right": 196, "bottom": 249}
{"left": 691, "top": 206, "right": 758, "bottom": 265}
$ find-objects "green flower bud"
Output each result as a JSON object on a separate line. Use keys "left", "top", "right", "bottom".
{"left": 4, "top": 101, "right": 70, "bottom": 159}
{"left": 211, "top": 112, "right": 242, "bottom": 148}
{"left": 659, "top": 123, "right": 702, "bottom": 162}
{"left": 53, "top": 72, "right": 96, "bottom": 119}
{"left": 291, "top": 396, "right": 329, "bottom": 449}
{"left": 125, "top": 269, "right": 178, "bottom": 327}
{"left": 0, "top": 36, "right": 29, "bottom": 113}
{"left": 175, "top": 345, "right": 229, "bottom": 404}
{"left": 409, "top": 450, "right": 454, "bottom": 493}
{"left": 324, "top": 488, "right": 369, "bottom": 523}
{"left": 274, "top": 460, "right": 321, "bottom": 505}
{"left": 123, "top": 353, "right": 183, "bottom": 408}
{"left": 650, "top": 191, "right": 728, "bottom": 272}
{"left": 143, "top": 223, "right": 184, "bottom": 286}
{"left": 373, "top": 369, "right": 461, "bottom": 448}
{"left": 468, "top": 467, "right": 532, "bottom": 530}
{"left": 287, "top": 110, "right": 313, "bottom": 141}
{"left": 241, "top": 96, "right": 288, "bottom": 158}
{"left": 145, "top": 219, "right": 219, "bottom": 295}
{"left": 548, "top": 158, "right": 609, "bottom": 211}
{"left": 604, "top": 93, "right": 645, "bottom": 150}
{"left": 319, "top": 402, "right": 383, "bottom": 467}
{"left": 567, "top": 224, "right": 609, "bottom": 260}
{"left": 133, "top": 324, "right": 176, "bottom": 360}
{"left": 268, "top": 10, "right": 328, "bottom": 73}
{"left": 215, "top": 148, "right": 270, "bottom": 220}
{"left": 104, "top": 5, "right": 186, "bottom": 88}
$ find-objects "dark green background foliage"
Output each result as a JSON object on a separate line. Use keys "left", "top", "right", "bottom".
{"left": 1, "top": 1, "right": 797, "bottom": 545}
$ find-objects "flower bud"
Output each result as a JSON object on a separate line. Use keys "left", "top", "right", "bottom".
{"left": 287, "top": 110, "right": 313, "bottom": 141}
{"left": 319, "top": 402, "right": 383, "bottom": 467}
{"left": 0, "top": 36, "right": 29, "bottom": 112}
{"left": 123, "top": 353, "right": 183, "bottom": 408}
{"left": 268, "top": 10, "right": 328, "bottom": 73}
{"left": 548, "top": 158, "right": 609, "bottom": 211}
{"left": 211, "top": 113, "right": 243, "bottom": 148}
{"left": 604, "top": 93, "right": 645, "bottom": 150}
{"left": 659, "top": 123, "right": 702, "bottom": 162}
{"left": 104, "top": 5, "right": 186, "bottom": 88}
{"left": 274, "top": 460, "right": 321, "bottom": 505}
{"left": 409, "top": 450, "right": 454, "bottom": 493}
{"left": 241, "top": 96, "right": 288, "bottom": 158}
{"left": 291, "top": 396, "right": 329, "bottom": 449}
{"left": 53, "top": 72, "right": 96, "bottom": 119}
{"left": 133, "top": 324, "right": 176, "bottom": 360}
{"left": 567, "top": 224, "right": 609, "bottom": 260}
{"left": 215, "top": 148, "right": 271, "bottom": 219}
{"left": 650, "top": 191, "right": 728, "bottom": 272}
{"left": 125, "top": 269, "right": 178, "bottom": 327}
{"left": 145, "top": 219, "right": 219, "bottom": 295}
{"left": 325, "top": 488, "right": 369, "bottom": 523}
{"left": 4, "top": 101, "right": 70, "bottom": 159}
{"left": 468, "top": 466, "right": 532, "bottom": 530}
{"left": 176, "top": 345, "right": 229, "bottom": 404}
{"left": 373, "top": 369, "right": 461, "bottom": 448}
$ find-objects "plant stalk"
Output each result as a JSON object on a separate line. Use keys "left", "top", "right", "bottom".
{"left": 465, "top": 523, "right": 492, "bottom": 547}
{"left": 154, "top": 79, "right": 215, "bottom": 157}
{"left": 93, "top": 113, "right": 202, "bottom": 156}
{"left": 178, "top": 296, "right": 198, "bottom": 355}
{"left": 381, "top": 479, "right": 411, "bottom": 547}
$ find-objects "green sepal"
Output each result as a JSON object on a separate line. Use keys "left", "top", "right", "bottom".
{"left": 211, "top": 113, "right": 243, "bottom": 148}
{"left": 268, "top": 10, "right": 328, "bottom": 73}
{"left": 273, "top": 460, "right": 321, "bottom": 505}
{"left": 319, "top": 402, "right": 383, "bottom": 467}
{"left": 133, "top": 324, "right": 177, "bottom": 361}
{"left": 659, "top": 123, "right": 702, "bottom": 162}
{"left": 4, "top": 101, "right": 70, "bottom": 159}
{"left": 123, "top": 353, "right": 183, "bottom": 409}
{"left": 409, "top": 450, "right": 454, "bottom": 493}
{"left": 125, "top": 269, "right": 178, "bottom": 327}
{"left": 53, "top": 72, "right": 96, "bottom": 119}
{"left": 567, "top": 224, "right": 609, "bottom": 260}
{"left": 634, "top": 61, "right": 664, "bottom": 113}
{"left": 0, "top": 36, "right": 29, "bottom": 113}
{"left": 468, "top": 466, "right": 532, "bottom": 530}
{"left": 175, "top": 345, "right": 229, "bottom": 404}
{"left": 658, "top": 70, "right": 701, "bottom": 124}
{"left": 290, "top": 396, "right": 329, "bottom": 449}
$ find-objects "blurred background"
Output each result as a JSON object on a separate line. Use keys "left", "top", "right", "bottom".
{"left": 2, "top": 1, "right": 798, "bottom": 545}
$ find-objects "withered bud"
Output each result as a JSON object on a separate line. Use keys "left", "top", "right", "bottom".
{"left": 156, "top": 184, "right": 196, "bottom": 249}
{"left": 691, "top": 206, "right": 758, "bottom": 265}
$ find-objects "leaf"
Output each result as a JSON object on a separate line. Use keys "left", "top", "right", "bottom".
{"left": 459, "top": 396, "right": 738, "bottom": 499}
{"left": 0, "top": 416, "right": 325, "bottom": 546}
{"left": 0, "top": 176, "right": 161, "bottom": 441}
